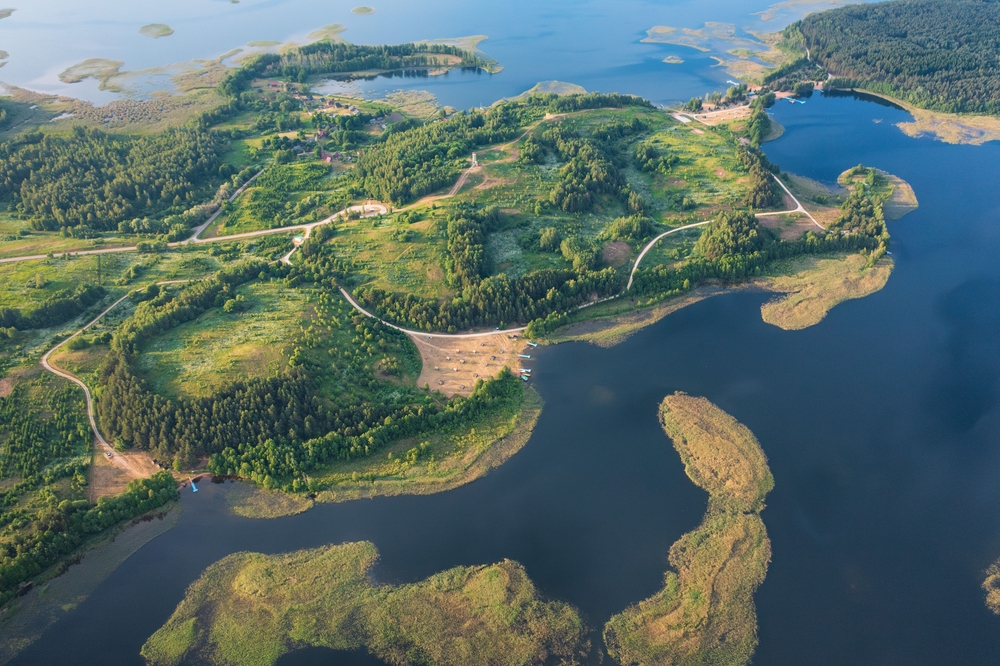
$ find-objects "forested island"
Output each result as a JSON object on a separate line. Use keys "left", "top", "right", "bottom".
{"left": 0, "top": 21, "right": 907, "bottom": 662}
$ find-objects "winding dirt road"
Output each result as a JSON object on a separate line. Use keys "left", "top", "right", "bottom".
{"left": 755, "top": 174, "right": 825, "bottom": 230}
{"left": 40, "top": 280, "right": 198, "bottom": 477}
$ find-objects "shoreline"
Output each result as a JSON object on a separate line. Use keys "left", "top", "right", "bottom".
{"left": 0, "top": 504, "right": 183, "bottom": 665}
{"left": 827, "top": 87, "right": 1000, "bottom": 145}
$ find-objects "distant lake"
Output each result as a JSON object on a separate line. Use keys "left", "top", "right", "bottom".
{"left": 2, "top": 0, "right": 840, "bottom": 107}
{"left": 8, "top": 0, "right": 1000, "bottom": 663}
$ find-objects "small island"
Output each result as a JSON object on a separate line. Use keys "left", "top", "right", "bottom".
{"left": 352, "top": 5, "right": 376, "bottom": 14}
{"left": 605, "top": 393, "right": 773, "bottom": 666}
{"left": 139, "top": 23, "right": 174, "bottom": 39}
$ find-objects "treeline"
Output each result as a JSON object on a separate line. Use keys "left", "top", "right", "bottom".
{"left": 799, "top": 0, "right": 1000, "bottom": 115}
{"left": 545, "top": 92, "right": 654, "bottom": 113}
{"left": 208, "top": 370, "right": 524, "bottom": 489}
{"left": 739, "top": 146, "right": 782, "bottom": 209}
{"left": 0, "top": 284, "right": 106, "bottom": 331}
{"left": 355, "top": 267, "right": 621, "bottom": 333}
{"left": 745, "top": 94, "right": 775, "bottom": 147}
{"left": 0, "top": 126, "right": 226, "bottom": 231}
{"left": 0, "top": 472, "right": 176, "bottom": 607}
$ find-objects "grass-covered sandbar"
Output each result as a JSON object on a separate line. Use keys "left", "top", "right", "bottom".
{"left": 605, "top": 393, "right": 773, "bottom": 666}
{"left": 142, "top": 542, "right": 589, "bottom": 666}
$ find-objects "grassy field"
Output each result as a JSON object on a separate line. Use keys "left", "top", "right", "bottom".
{"left": 759, "top": 253, "right": 893, "bottom": 331}
{"left": 604, "top": 394, "right": 773, "bottom": 666}
{"left": 331, "top": 214, "right": 455, "bottom": 300}
{"left": 136, "top": 281, "right": 309, "bottom": 399}
{"left": 142, "top": 541, "right": 589, "bottom": 666}
{"left": 224, "top": 482, "right": 314, "bottom": 519}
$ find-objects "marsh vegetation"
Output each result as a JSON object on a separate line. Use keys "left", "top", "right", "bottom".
{"left": 604, "top": 394, "right": 773, "bottom": 666}
{"left": 142, "top": 542, "right": 589, "bottom": 666}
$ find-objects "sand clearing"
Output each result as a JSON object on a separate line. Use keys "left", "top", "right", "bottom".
{"left": 412, "top": 332, "right": 529, "bottom": 397}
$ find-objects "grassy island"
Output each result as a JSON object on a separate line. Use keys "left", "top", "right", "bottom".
{"left": 352, "top": 6, "right": 376, "bottom": 14}
{"left": 984, "top": 560, "right": 1000, "bottom": 615}
{"left": 139, "top": 24, "right": 174, "bottom": 39}
{"left": 142, "top": 542, "right": 589, "bottom": 666}
{"left": 604, "top": 393, "right": 773, "bottom": 666}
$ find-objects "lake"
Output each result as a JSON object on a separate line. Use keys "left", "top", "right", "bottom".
{"left": 2, "top": 0, "right": 839, "bottom": 107}
{"left": 7, "top": 1, "right": 1000, "bottom": 664}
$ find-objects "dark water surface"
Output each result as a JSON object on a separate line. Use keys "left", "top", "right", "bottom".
{"left": 12, "top": 95, "right": 1000, "bottom": 664}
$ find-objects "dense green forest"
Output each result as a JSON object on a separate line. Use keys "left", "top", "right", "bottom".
{"left": 798, "top": 0, "right": 1000, "bottom": 114}
{"left": 0, "top": 126, "right": 228, "bottom": 231}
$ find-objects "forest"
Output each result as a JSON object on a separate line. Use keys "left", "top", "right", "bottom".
{"left": 0, "top": 126, "right": 228, "bottom": 231}
{"left": 631, "top": 185, "right": 890, "bottom": 297}
{"left": 798, "top": 0, "right": 1000, "bottom": 115}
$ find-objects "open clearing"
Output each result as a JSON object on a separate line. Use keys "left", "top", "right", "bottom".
{"left": 136, "top": 282, "right": 308, "bottom": 399}
{"left": 413, "top": 332, "right": 529, "bottom": 397}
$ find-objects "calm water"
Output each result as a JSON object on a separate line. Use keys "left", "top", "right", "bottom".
{"left": 7, "top": 0, "right": 1000, "bottom": 661}
{"left": 1, "top": 0, "right": 842, "bottom": 106}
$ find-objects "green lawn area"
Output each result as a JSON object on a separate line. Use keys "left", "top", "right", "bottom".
{"left": 136, "top": 281, "right": 308, "bottom": 399}
{"left": 329, "top": 215, "right": 455, "bottom": 300}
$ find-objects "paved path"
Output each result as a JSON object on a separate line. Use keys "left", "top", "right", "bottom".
{"left": 0, "top": 202, "right": 388, "bottom": 265}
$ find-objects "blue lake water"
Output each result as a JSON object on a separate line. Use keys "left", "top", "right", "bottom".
{"left": 2, "top": 0, "right": 846, "bottom": 106}
{"left": 6, "top": 1, "right": 1000, "bottom": 664}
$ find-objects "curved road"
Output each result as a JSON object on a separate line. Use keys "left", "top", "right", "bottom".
{"left": 338, "top": 287, "right": 527, "bottom": 338}
{"left": 40, "top": 280, "right": 198, "bottom": 477}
